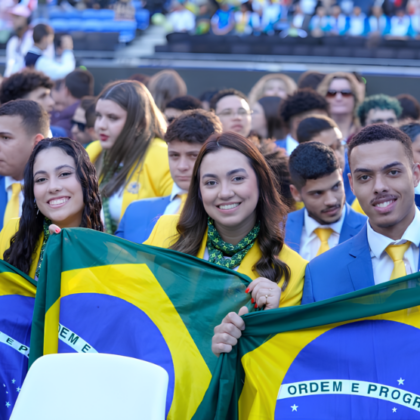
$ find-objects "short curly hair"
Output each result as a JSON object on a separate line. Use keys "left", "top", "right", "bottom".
{"left": 0, "top": 69, "right": 53, "bottom": 104}
{"left": 164, "top": 109, "right": 223, "bottom": 144}
{"left": 348, "top": 124, "right": 413, "bottom": 166}
{"left": 357, "top": 94, "right": 402, "bottom": 126}
{"left": 279, "top": 88, "right": 330, "bottom": 128}
{"left": 289, "top": 141, "right": 339, "bottom": 190}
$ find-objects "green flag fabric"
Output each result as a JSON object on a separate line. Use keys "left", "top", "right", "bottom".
{"left": 195, "top": 272, "right": 420, "bottom": 420}
{"left": 30, "top": 228, "right": 255, "bottom": 420}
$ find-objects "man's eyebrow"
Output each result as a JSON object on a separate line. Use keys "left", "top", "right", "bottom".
{"left": 353, "top": 162, "right": 404, "bottom": 174}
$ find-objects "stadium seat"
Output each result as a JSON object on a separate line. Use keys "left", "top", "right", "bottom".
{"left": 70, "top": 31, "right": 88, "bottom": 50}
{"left": 49, "top": 8, "right": 80, "bottom": 20}
{"left": 49, "top": 19, "right": 69, "bottom": 32}
{"left": 396, "top": 49, "right": 416, "bottom": 59}
{"left": 170, "top": 42, "right": 191, "bottom": 53}
{"left": 332, "top": 46, "right": 352, "bottom": 57}
{"left": 10, "top": 354, "right": 169, "bottom": 420}
{"left": 86, "top": 32, "right": 120, "bottom": 51}
{"left": 272, "top": 45, "right": 293, "bottom": 55}
{"left": 98, "top": 9, "right": 115, "bottom": 19}
{"left": 82, "top": 9, "right": 101, "bottom": 20}
{"left": 67, "top": 19, "right": 84, "bottom": 32}
{"left": 352, "top": 48, "right": 374, "bottom": 58}
{"left": 312, "top": 46, "right": 332, "bottom": 56}
{"left": 81, "top": 19, "right": 103, "bottom": 32}
{"left": 375, "top": 48, "right": 396, "bottom": 59}
{"left": 136, "top": 10, "right": 150, "bottom": 30}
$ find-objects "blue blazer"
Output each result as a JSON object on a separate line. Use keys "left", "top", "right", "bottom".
{"left": 0, "top": 176, "right": 8, "bottom": 231}
{"left": 302, "top": 223, "right": 420, "bottom": 304}
{"left": 285, "top": 203, "right": 367, "bottom": 255}
{"left": 115, "top": 195, "right": 171, "bottom": 244}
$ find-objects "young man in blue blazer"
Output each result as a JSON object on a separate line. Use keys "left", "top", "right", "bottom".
{"left": 0, "top": 100, "right": 49, "bottom": 231}
{"left": 116, "top": 109, "right": 223, "bottom": 244}
{"left": 285, "top": 142, "right": 367, "bottom": 261}
{"left": 303, "top": 124, "right": 420, "bottom": 304}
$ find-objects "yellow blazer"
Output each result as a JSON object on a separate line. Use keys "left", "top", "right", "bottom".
{"left": 145, "top": 215, "right": 307, "bottom": 308}
{"left": 0, "top": 218, "right": 43, "bottom": 279}
{"left": 87, "top": 138, "right": 174, "bottom": 220}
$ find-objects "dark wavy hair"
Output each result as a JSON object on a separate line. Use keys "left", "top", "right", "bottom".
{"left": 171, "top": 132, "right": 291, "bottom": 287}
{"left": 4, "top": 137, "right": 103, "bottom": 275}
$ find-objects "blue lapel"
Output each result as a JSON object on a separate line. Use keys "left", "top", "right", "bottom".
{"left": 347, "top": 224, "right": 375, "bottom": 291}
{"left": 339, "top": 203, "right": 366, "bottom": 244}
{"left": 0, "top": 176, "right": 7, "bottom": 231}
{"left": 285, "top": 209, "right": 304, "bottom": 253}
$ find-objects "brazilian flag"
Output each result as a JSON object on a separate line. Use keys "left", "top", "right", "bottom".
{"left": 0, "top": 260, "right": 36, "bottom": 419}
{"left": 196, "top": 272, "right": 420, "bottom": 420}
{"left": 30, "top": 228, "right": 254, "bottom": 420}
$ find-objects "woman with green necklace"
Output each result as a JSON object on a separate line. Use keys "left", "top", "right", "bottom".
{"left": 0, "top": 138, "right": 103, "bottom": 280}
{"left": 145, "top": 132, "right": 307, "bottom": 314}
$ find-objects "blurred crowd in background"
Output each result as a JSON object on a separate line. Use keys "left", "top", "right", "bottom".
{"left": 162, "top": 0, "right": 420, "bottom": 37}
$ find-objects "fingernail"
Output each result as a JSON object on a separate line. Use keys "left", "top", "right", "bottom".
{"left": 251, "top": 298, "right": 254, "bottom": 304}
{"left": 254, "top": 303, "right": 258, "bottom": 308}
{"left": 245, "top": 288, "right": 249, "bottom": 293}
{"left": 55, "top": 228, "right": 61, "bottom": 233}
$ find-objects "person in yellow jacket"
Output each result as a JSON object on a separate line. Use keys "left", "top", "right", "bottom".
{"left": 0, "top": 138, "right": 103, "bottom": 280}
{"left": 88, "top": 80, "right": 173, "bottom": 233}
{"left": 145, "top": 132, "right": 307, "bottom": 332}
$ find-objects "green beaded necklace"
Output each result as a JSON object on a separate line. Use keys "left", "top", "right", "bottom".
{"left": 206, "top": 217, "right": 260, "bottom": 270}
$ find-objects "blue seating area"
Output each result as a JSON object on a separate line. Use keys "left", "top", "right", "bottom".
{"left": 48, "top": 7, "right": 150, "bottom": 43}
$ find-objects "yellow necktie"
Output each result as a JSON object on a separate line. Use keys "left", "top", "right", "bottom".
{"left": 177, "top": 194, "right": 188, "bottom": 214}
{"left": 4, "top": 183, "right": 22, "bottom": 226}
{"left": 314, "top": 228, "right": 334, "bottom": 256}
{"left": 385, "top": 242, "right": 411, "bottom": 280}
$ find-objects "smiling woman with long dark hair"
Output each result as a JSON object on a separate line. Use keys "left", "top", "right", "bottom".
{"left": 145, "top": 131, "right": 307, "bottom": 312}
{"left": 0, "top": 137, "right": 103, "bottom": 279}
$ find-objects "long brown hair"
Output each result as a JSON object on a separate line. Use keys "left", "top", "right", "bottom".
{"left": 97, "top": 80, "right": 167, "bottom": 197}
{"left": 171, "top": 132, "right": 291, "bottom": 286}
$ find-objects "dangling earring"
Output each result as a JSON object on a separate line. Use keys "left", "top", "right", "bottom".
{"left": 34, "top": 200, "right": 39, "bottom": 215}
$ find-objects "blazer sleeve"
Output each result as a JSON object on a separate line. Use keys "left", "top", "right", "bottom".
{"left": 301, "top": 264, "right": 315, "bottom": 304}
{"left": 278, "top": 246, "right": 307, "bottom": 308}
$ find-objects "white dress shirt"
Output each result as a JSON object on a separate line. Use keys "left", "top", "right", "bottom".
{"left": 285, "top": 134, "right": 299, "bottom": 156}
{"left": 108, "top": 186, "right": 124, "bottom": 225}
{"left": 30, "top": 46, "right": 76, "bottom": 81}
{"left": 299, "top": 209, "right": 345, "bottom": 261}
{"left": 367, "top": 208, "right": 420, "bottom": 285}
{"left": 5, "top": 177, "right": 24, "bottom": 217}
{"left": 163, "top": 183, "right": 188, "bottom": 216}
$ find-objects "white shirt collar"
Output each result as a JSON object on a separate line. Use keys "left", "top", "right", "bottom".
{"left": 4, "top": 176, "right": 24, "bottom": 191}
{"left": 169, "top": 183, "right": 188, "bottom": 202}
{"left": 367, "top": 207, "right": 420, "bottom": 259}
{"left": 304, "top": 207, "right": 346, "bottom": 237}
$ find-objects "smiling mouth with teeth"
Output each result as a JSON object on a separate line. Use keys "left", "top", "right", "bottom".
{"left": 218, "top": 203, "right": 240, "bottom": 210}
{"left": 374, "top": 200, "right": 395, "bottom": 208}
{"left": 49, "top": 198, "right": 69, "bottom": 205}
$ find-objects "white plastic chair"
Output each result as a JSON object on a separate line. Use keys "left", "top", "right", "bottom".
{"left": 10, "top": 353, "right": 169, "bottom": 420}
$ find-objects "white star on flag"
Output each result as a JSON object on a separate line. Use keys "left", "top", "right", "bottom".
{"left": 392, "top": 408, "right": 397, "bottom": 413}
{"left": 291, "top": 404, "right": 298, "bottom": 412}
{"left": 397, "top": 378, "right": 405, "bottom": 385}
{"left": 5, "top": 402, "right": 10, "bottom": 408}
{"left": 16, "top": 388, "right": 21, "bottom": 392}
{"left": 11, "top": 380, "right": 15, "bottom": 384}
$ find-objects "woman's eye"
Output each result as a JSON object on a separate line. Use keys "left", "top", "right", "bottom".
{"left": 59, "top": 172, "right": 72, "bottom": 177}
{"left": 205, "top": 180, "right": 216, "bottom": 186}
{"left": 233, "top": 176, "right": 244, "bottom": 182}
{"left": 35, "top": 177, "right": 46, "bottom": 183}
